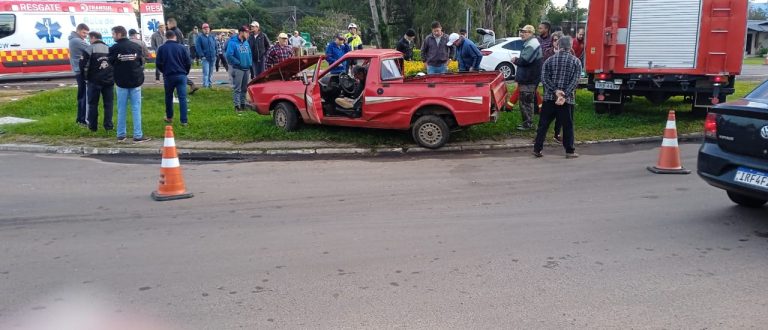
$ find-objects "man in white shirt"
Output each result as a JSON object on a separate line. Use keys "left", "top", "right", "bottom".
{"left": 288, "top": 31, "right": 306, "bottom": 57}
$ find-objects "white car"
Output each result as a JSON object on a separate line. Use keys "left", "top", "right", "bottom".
{"left": 479, "top": 37, "right": 524, "bottom": 81}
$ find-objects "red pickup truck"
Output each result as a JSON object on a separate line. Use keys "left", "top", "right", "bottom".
{"left": 246, "top": 49, "right": 508, "bottom": 149}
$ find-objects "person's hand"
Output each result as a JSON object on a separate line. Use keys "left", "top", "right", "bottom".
{"left": 510, "top": 56, "right": 517, "bottom": 62}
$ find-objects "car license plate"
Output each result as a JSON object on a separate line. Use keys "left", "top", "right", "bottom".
{"left": 734, "top": 167, "right": 768, "bottom": 190}
{"left": 595, "top": 81, "right": 620, "bottom": 90}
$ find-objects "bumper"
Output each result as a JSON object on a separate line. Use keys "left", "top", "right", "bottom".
{"left": 697, "top": 142, "right": 768, "bottom": 200}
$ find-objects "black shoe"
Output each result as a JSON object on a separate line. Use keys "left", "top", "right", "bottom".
{"left": 89, "top": 127, "right": 98, "bottom": 132}
{"left": 133, "top": 137, "right": 152, "bottom": 143}
{"left": 553, "top": 135, "right": 562, "bottom": 143}
{"left": 117, "top": 136, "right": 127, "bottom": 142}
{"left": 189, "top": 87, "right": 199, "bottom": 95}
{"left": 76, "top": 121, "right": 88, "bottom": 128}
{"left": 532, "top": 151, "right": 543, "bottom": 158}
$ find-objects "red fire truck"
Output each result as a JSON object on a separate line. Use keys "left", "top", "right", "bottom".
{"left": 584, "top": 0, "right": 747, "bottom": 114}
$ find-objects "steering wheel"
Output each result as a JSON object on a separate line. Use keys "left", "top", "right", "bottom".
{"left": 339, "top": 72, "right": 357, "bottom": 94}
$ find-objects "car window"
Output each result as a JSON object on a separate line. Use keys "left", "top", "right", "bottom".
{"left": 746, "top": 81, "right": 768, "bottom": 101}
{"left": 489, "top": 39, "right": 509, "bottom": 47}
{"left": 0, "top": 14, "right": 15, "bottom": 39}
{"left": 502, "top": 40, "right": 524, "bottom": 51}
{"left": 381, "top": 59, "right": 402, "bottom": 81}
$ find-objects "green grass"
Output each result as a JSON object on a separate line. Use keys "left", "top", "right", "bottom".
{"left": 743, "top": 57, "right": 765, "bottom": 65}
{"left": 0, "top": 81, "right": 760, "bottom": 147}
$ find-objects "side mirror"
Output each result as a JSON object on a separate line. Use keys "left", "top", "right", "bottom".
{"left": 301, "top": 71, "right": 309, "bottom": 85}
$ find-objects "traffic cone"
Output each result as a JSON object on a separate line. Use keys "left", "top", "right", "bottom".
{"left": 647, "top": 110, "right": 691, "bottom": 174}
{"left": 151, "top": 126, "right": 194, "bottom": 201}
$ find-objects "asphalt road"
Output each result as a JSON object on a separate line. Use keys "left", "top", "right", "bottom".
{"left": 0, "top": 144, "right": 767, "bottom": 329}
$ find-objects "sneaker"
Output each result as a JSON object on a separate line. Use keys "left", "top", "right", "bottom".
{"left": 77, "top": 121, "right": 88, "bottom": 128}
{"left": 133, "top": 137, "right": 152, "bottom": 143}
{"left": 532, "top": 151, "right": 543, "bottom": 158}
{"left": 189, "top": 87, "right": 200, "bottom": 95}
{"left": 164, "top": 118, "right": 172, "bottom": 123}
{"left": 181, "top": 122, "right": 188, "bottom": 127}
{"left": 117, "top": 136, "right": 127, "bottom": 142}
{"left": 565, "top": 152, "right": 579, "bottom": 159}
{"left": 235, "top": 106, "right": 243, "bottom": 114}
{"left": 553, "top": 135, "right": 562, "bottom": 144}
{"left": 517, "top": 124, "right": 532, "bottom": 131}
{"left": 89, "top": 127, "right": 97, "bottom": 132}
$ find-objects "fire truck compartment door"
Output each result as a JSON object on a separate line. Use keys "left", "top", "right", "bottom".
{"left": 625, "top": 0, "right": 702, "bottom": 69}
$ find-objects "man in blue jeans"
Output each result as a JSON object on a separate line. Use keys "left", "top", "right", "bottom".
{"left": 157, "top": 30, "right": 192, "bottom": 125}
{"left": 226, "top": 26, "right": 253, "bottom": 113}
{"left": 420, "top": 21, "right": 450, "bottom": 74}
{"left": 195, "top": 23, "right": 216, "bottom": 88}
{"left": 108, "top": 25, "right": 150, "bottom": 143}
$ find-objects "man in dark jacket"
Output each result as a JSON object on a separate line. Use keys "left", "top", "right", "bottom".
{"left": 420, "top": 21, "right": 451, "bottom": 74}
{"left": 157, "top": 30, "right": 192, "bottom": 125}
{"left": 446, "top": 33, "right": 482, "bottom": 72}
{"left": 396, "top": 29, "right": 416, "bottom": 60}
{"left": 108, "top": 25, "right": 150, "bottom": 143}
{"left": 68, "top": 23, "right": 89, "bottom": 127}
{"left": 195, "top": 23, "right": 216, "bottom": 88}
{"left": 511, "top": 24, "right": 543, "bottom": 130}
{"left": 79, "top": 31, "right": 113, "bottom": 132}
{"left": 166, "top": 18, "right": 199, "bottom": 94}
{"left": 248, "top": 21, "right": 270, "bottom": 78}
{"left": 326, "top": 34, "right": 351, "bottom": 74}
{"left": 537, "top": 22, "right": 554, "bottom": 61}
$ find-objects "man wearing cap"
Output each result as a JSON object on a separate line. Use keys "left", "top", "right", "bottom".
{"left": 195, "top": 23, "right": 217, "bottom": 88}
{"left": 129, "top": 29, "right": 151, "bottom": 60}
{"left": 289, "top": 31, "right": 306, "bottom": 57}
{"left": 150, "top": 23, "right": 167, "bottom": 81}
{"left": 326, "top": 34, "right": 351, "bottom": 74}
{"left": 226, "top": 26, "right": 253, "bottom": 113}
{"left": 248, "top": 21, "right": 271, "bottom": 78}
{"left": 265, "top": 33, "right": 294, "bottom": 70}
{"left": 533, "top": 36, "right": 581, "bottom": 159}
{"left": 421, "top": 21, "right": 451, "bottom": 74}
{"left": 345, "top": 23, "right": 363, "bottom": 50}
{"left": 511, "top": 24, "right": 543, "bottom": 130}
{"left": 447, "top": 32, "right": 482, "bottom": 72}
{"left": 396, "top": 29, "right": 416, "bottom": 60}
{"left": 156, "top": 29, "right": 192, "bottom": 126}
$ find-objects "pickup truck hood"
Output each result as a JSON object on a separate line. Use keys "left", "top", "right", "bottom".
{"left": 249, "top": 55, "right": 324, "bottom": 84}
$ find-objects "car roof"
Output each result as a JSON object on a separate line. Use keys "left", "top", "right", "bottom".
{"left": 489, "top": 37, "right": 522, "bottom": 48}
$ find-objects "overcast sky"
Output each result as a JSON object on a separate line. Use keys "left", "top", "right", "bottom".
{"left": 551, "top": 0, "right": 589, "bottom": 8}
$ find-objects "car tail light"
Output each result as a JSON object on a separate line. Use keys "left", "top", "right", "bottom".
{"left": 710, "top": 75, "right": 728, "bottom": 84}
{"left": 596, "top": 73, "right": 610, "bottom": 80}
{"left": 704, "top": 112, "right": 717, "bottom": 139}
{"left": 481, "top": 50, "right": 493, "bottom": 56}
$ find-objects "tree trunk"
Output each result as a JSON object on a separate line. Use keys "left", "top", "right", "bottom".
{"left": 483, "top": 0, "right": 495, "bottom": 29}
{"left": 368, "top": 0, "right": 382, "bottom": 47}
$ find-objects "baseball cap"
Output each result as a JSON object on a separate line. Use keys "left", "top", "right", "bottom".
{"left": 405, "top": 29, "right": 416, "bottom": 37}
{"left": 335, "top": 33, "right": 345, "bottom": 40}
{"left": 202, "top": 23, "right": 209, "bottom": 29}
{"left": 278, "top": 32, "right": 288, "bottom": 39}
{"left": 446, "top": 32, "right": 460, "bottom": 46}
{"left": 238, "top": 25, "right": 249, "bottom": 32}
{"left": 128, "top": 29, "right": 138, "bottom": 36}
{"left": 250, "top": 21, "right": 260, "bottom": 27}
{"left": 519, "top": 25, "right": 535, "bottom": 33}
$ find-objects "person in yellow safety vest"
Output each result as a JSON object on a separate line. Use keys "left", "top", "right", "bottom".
{"left": 345, "top": 23, "right": 363, "bottom": 50}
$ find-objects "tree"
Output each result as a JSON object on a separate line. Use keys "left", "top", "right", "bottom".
{"left": 298, "top": 11, "right": 359, "bottom": 49}
{"left": 163, "top": 0, "right": 209, "bottom": 32}
{"left": 750, "top": 6, "right": 768, "bottom": 20}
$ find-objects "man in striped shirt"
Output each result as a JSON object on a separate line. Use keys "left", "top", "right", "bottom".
{"left": 265, "top": 33, "right": 294, "bottom": 70}
{"left": 533, "top": 36, "right": 582, "bottom": 159}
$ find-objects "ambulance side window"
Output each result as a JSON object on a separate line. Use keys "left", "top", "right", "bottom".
{"left": 0, "top": 14, "right": 14, "bottom": 39}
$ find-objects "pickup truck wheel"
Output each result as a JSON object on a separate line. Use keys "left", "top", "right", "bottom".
{"left": 412, "top": 115, "right": 450, "bottom": 149}
{"left": 727, "top": 191, "right": 767, "bottom": 208}
{"left": 496, "top": 62, "right": 515, "bottom": 81}
{"left": 272, "top": 102, "right": 300, "bottom": 131}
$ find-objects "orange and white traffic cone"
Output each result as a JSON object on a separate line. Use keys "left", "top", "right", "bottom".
{"left": 647, "top": 110, "right": 691, "bottom": 174}
{"left": 151, "top": 126, "right": 194, "bottom": 201}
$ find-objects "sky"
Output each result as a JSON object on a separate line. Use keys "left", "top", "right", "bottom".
{"left": 551, "top": 0, "right": 589, "bottom": 8}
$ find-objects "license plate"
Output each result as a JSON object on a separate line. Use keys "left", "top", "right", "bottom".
{"left": 595, "top": 81, "right": 620, "bottom": 90}
{"left": 734, "top": 167, "right": 768, "bottom": 190}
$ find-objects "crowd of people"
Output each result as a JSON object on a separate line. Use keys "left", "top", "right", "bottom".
{"left": 68, "top": 16, "right": 585, "bottom": 157}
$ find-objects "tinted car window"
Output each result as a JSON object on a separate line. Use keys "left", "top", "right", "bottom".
{"left": 745, "top": 80, "right": 768, "bottom": 101}
{"left": 502, "top": 40, "right": 524, "bottom": 51}
{"left": 488, "top": 39, "right": 510, "bottom": 47}
{"left": 0, "top": 14, "right": 14, "bottom": 39}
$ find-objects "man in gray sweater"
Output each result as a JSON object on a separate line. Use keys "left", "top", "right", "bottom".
{"left": 151, "top": 24, "right": 167, "bottom": 81}
{"left": 68, "top": 23, "right": 90, "bottom": 126}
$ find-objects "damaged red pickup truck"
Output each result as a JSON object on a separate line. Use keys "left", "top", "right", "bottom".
{"left": 246, "top": 49, "right": 508, "bottom": 149}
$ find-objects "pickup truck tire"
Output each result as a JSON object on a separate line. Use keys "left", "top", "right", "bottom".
{"left": 272, "top": 102, "right": 300, "bottom": 131}
{"left": 412, "top": 115, "right": 450, "bottom": 149}
{"left": 496, "top": 62, "right": 515, "bottom": 81}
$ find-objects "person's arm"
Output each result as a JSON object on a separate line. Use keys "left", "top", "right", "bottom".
{"left": 471, "top": 45, "right": 482, "bottom": 70}
{"left": 151, "top": 34, "right": 158, "bottom": 50}
{"left": 155, "top": 46, "right": 164, "bottom": 73}
{"left": 420, "top": 37, "right": 429, "bottom": 63}
{"left": 265, "top": 48, "right": 275, "bottom": 68}
{"left": 183, "top": 47, "right": 192, "bottom": 74}
{"left": 540, "top": 58, "right": 556, "bottom": 94}
{"left": 514, "top": 45, "right": 539, "bottom": 67}
{"left": 563, "top": 59, "right": 582, "bottom": 97}
{"left": 79, "top": 48, "right": 90, "bottom": 81}
{"left": 226, "top": 41, "right": 240, "bottom": 67}
{"left": 195, "top": 35, "right": 202, "bottom": 58}
{"left": 325, "top": 45, "right": 336, "bottom": 64}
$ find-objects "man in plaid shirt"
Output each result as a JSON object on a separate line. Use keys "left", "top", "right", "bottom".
{"left": 265, "top": 33, "right": 294, "bottom": 70}
{"left": 533, "top": 36, "right": 582, "bottom": 159}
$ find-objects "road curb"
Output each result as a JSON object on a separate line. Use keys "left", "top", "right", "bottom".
{"left": 0, "top": 133, "right": 703, "bottom": 158}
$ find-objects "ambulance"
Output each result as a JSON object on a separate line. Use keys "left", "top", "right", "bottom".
{"left": 0, "top": 0, "right": 140, "bottom": 80}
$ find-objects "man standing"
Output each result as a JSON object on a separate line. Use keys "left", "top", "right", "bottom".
{"left": 188, "top": 26, "right": 199, "bottom": 65}
{"left": 289, "top": 31, "right": 306, "bottom": 57}
{"left": 195, "top": 23, "right": 216, "bottom": 88}
{"left": 248, "top": 21, "right": 270, "bottom": 78}
{"left": 420, "top": 21, "right": 450, "bottom": 74}
{"left": 325, "top": 34, "right": 351, "bottom": 74}
{"left": 150, "top": 23, "right": 167, "bottom": 81}
{"left": 79, "top": 31, "right": 113, "bottom": 132}
{"left": 265, "top": 33, "right": 294, "bottom": 70}
{"left": 533, "top": 36, "right": 582, "bottom": 159}
{"left": 537, "top": 22, "right": 554, "bottom": 61}
{"left": 446, "top": 32, "right": 482, "bottom": 72}
{"left": 396, "top": 29, "right": 416, "bottom": 60}
{"left": 344, "top": 23, "right": 363, "bottom": 51}
{"left": 511, "top": 24, "right": 543, "bottom": 130}
{"left": 226, "top": 26, "right": 253, "bottom": 114}
{"left": 129, "top": 29, "right": 150, "bottom": 59}
{"left": 108, "top": 25, "right": 150, "bottom": 143}
{"left": 68, "top": 23, "right": 89, "bottom": 127}
{"left": 157, "top": 30, "right": 192, "bottom": 125}
{"left": 216, "top": 33, "right": 228, "bottom": 72}
{"left": 572, "top": 27, "right": 585, "bottom": 61}
{"left": 166, "top": 18, "right": 199, "bottom": 94}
